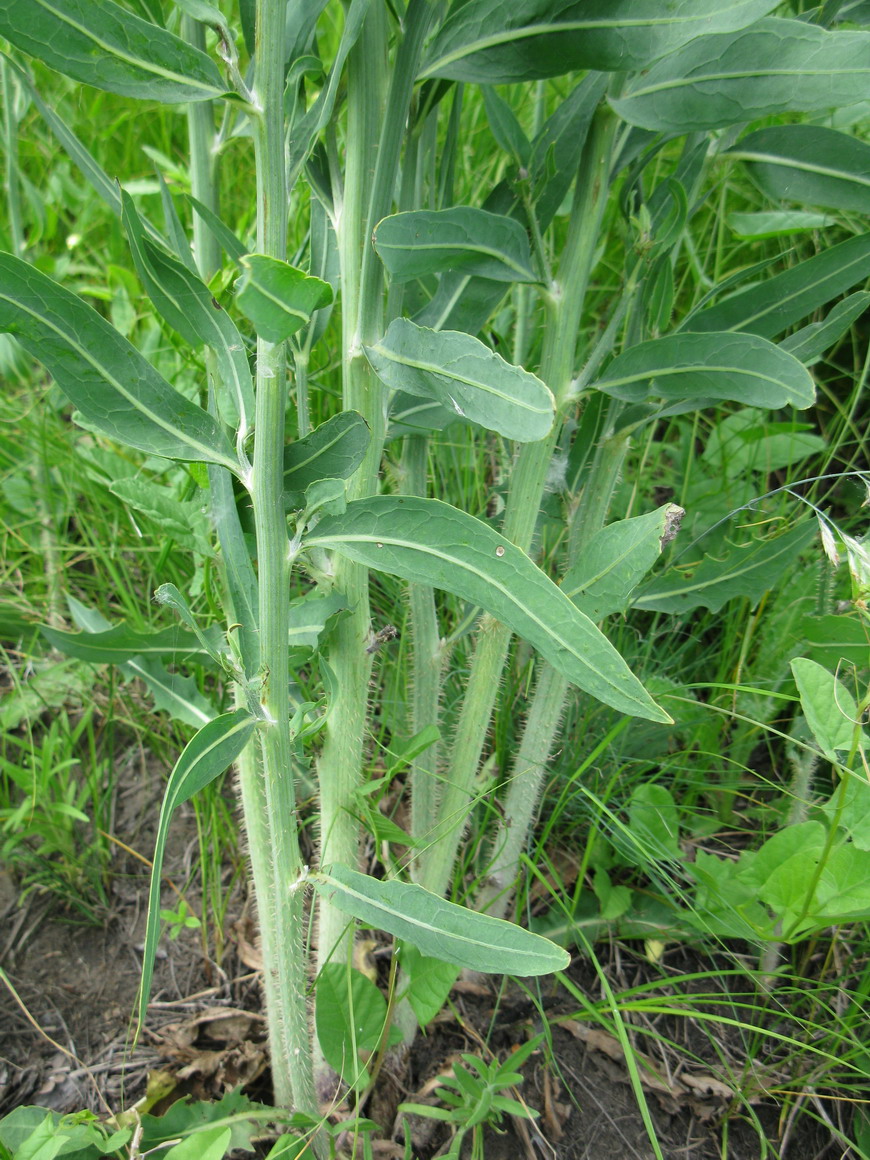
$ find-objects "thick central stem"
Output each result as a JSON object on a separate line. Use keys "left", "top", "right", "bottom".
{"left": 235, "top": 0, "right": 318, "bottom": 1124}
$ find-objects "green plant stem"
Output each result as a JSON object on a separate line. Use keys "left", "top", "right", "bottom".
{"left": 314, "top": 3, "right": 388, "bottom": 980}
{"left": 1, "top": 59, "right": 24, "bottom": 258}
{"left": 182, "top": 16, "right": 221, "bottom": 283}
{"left": 417, "top": 105, "right": 618, "bottom": 902}
{"left": 476, "top": 416, "right": 630, "bottom": 918}
{"left": 403, "top": 434, "right": 443, "bottom": 876}
{"left": 240, "top": 0, "right": 318, "bottom": 1124}
{"left": 316, "top": 0, "right": 434, "bottom": 975}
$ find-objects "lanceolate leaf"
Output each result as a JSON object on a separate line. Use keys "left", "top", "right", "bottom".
{"left": 235, "top": 254, "right": 333, "bottom": 343}
{"left": 421, "top": 0, "right": 777, "bottom": 84}
{"left": 684, "top": 233, "right": 870, "bottom": 339}
{"left": 612, "top": 19, "right": 870, "bottom": 133}
{"left": 0, "top": 254, "right": 239, "bottom": 472}
{"left": 373, "top": 208, "right": 537, "bottom": 283}
{"left": 780, "top": 292, "right": 870, "bottom": 366}
{"left": 283, "top": 411, "right": 370, "bottom": 508}
{"left": 633, "top": 521, "right": 816, "bottom": 614}
{"left": 312, "top": 864, "right": 570, "bottom": 975}
{"left": 137, "top": 710, "right": 256, "bottom": 1033}
{"left": 365, "top": 319, "right": 554, "bottom": 443}
{"left": 306, "top": 496, "right": 670, "bottom": 722}
{"left": 594, "top": 332, "right": 815, "bottom": 409}
{"left": 729, "top": 126, "right": 870, "bottom": 216}
{"left": 40, "top": 624, "right": 213, "bottom": 666}
{"left": 0, "top": 0, "right": 225, "bottom": 103}
{"left": 122, "top": 193, "right": 254, "bottom": 432}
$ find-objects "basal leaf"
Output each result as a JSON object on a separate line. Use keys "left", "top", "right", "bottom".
{"left": 235, "top": 254, "right": 333, "bottom": 343}
{"left": 730, "top": 125, "right": 870, "bottom": 215}
{"left": 305, "top": 496, "right": 670, "bottom": 722}
{"left": 683, "top": 232, "right": 870, "bottom": 339}
{"left": 137, "top": 710, "right": 256, "bottom": 1034}
{"left": 421, "top": 0, "right": 777, "bottom": 84}
{"left": 633, "top": 521, "right": 816, "bottom": 614}
{"left": 283, "top": 412, "right": 370, "bottom": 507}
{"left": 593, "top": 332, "right": 815, "bottom": 409}
{"left": 373, "top": 208, "right": 537, "bottom": 283}
{"left": 0, "top": 254, "right": 239, "bottom": 471}
{"left": 365, "top": 319, "right": 554, "bottom": 443}
{"left": 613, "top": 18, "right": 870, "bottom": 132}
{"left": 312, "top": 864, "right": 570, "bottom": 975}
{"left": 0, "top": 0, "right": 225, "bottom": 103}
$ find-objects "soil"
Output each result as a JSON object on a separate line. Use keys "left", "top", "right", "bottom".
{"left": 0, "top": 757, "right": 854, "bottom": 1159}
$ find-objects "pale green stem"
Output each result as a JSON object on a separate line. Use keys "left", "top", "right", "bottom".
{"left": 315, "top": 2, "right": 388, "bottom": 978}
{"left": 476, "top": 422, "right": 630, "bottom": 919}
{"left": 403, "top": 435, "right": 443, "bottom": 876}
{"left": 417, "top": 106, "right": 619, "bottom": 902}
{"left": 316, "top": 0, "right": 434, "bottom": 975}
{"left": 1, "top": 59, "right": 24, "bottom": 258}
{"left": 183, "top": 16, "right": 221, "bottom": 282}
{"left": 240, "top": 0, "right": 318, "bottom": 1124}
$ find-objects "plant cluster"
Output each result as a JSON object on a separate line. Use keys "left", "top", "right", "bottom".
{"left": 1, "top": 0, "right": 870, "bottom": 1156}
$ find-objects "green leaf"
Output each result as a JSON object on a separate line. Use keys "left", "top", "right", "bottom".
{"left": 0, "top": 254, "right": 239, "bottom": 471}
{"left": 482, "top": 87, "right": 531, "bottom": 165}
{"left": 109, "top": 476, "right": 214, "bottom": 557}
{"left": 727, "top": 210, "right": 835, "bottom": 239}
{"left": 283, "top": 411, "right": 370, "bottom": 507}
{"left": 122, "top": 192, "right": 254, "bottom": 432}
{"left": 128, "top": 657, "right": 216, "bottom": 729}
{"left": 684, "top": 232, "right": 870, "bottom": 339}
{"left": 421, "top": 0, "right": 778, "bottom": 84}
{"left": 162, "top": 1127, "right": 233, "bottom": 1160}
{"left": 234, "top": 254, "right": 332, "bottom": 343}
{"left": 365, "top": 320, "right": 554, "bottom": 443}
{"left": 780, "top": 292, "right": 870, "bottom": 365}
{"left": 287, "top": 592, "right": 347, "bottom": 652}
{"left": 612, "top": 18, "right": 870, "bottom": 132}
{"left": 627, "top": 784, "right": 681, "bottom": 862}
{"left": 737, "top": 821, "right": 826, "bottom": 936}
{"left": 306, "top": 496, "right": 669, "bottom": 722}
{"left": 311, "top": 864, "right": 570, "bottom": 975}
{"left": 730, "top": 125, "right": 870, "bottom": 216}
{"left": 811, "top": 844, "right": 870, "bottom": 924}
{"left": 791, "top": 657, "right": 866, "bottom": 761}
{"left": 373, "top": 208, "right": 537, "bottom": 283}
{"left": 633, "top": 521, "right": 816, "bottom": 614}
{"left": 137, "top": 710, "right": 256, "bottom": 1033}
{"left": 40, "top": 623, "right": 212, "bottom": 666}
{"left": 155, "top": 583, "right": 228, "bottom": 667}
{"left": 701, "top": 409, "right": 825, "bottom": 475}
{"left": 315, "top": 964, "right": 401, "bottom": 1090}
{"left": 593, "top": 332, "right": 815, "bottom": 409}
{"left": 0, "top": 0, "right": 225, "bottom": 102}
{"left": 563, "top": 504, "right": 683, "bottom": 621}
{"left": 398, "top": 945, "right": 460, "bottom": 1028}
